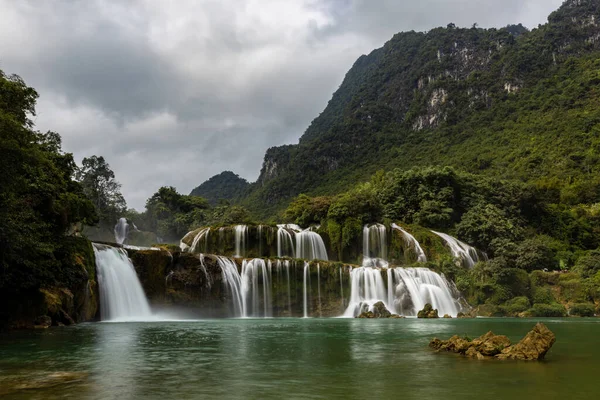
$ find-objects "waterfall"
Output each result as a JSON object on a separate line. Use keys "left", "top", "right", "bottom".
{"left": 216, "top": 256, "right": 244, "bottom": 317}
{"left": 181, "top": 228, "right": 209, "bottom": 253}
{"left": 432, "top": 231, "right": 487, "bottom": 268}
{"left": 343, "top": 267, "right": 388, "bottom": 317}
{"left": 343, "top": 266, "right": 461, "bottom": 317}
{"left": 339, "top": 267, "right": 345, "bottom": 308}
{"left": 114, "top": 218, "right": 129, "bottom": 245}
{"left": 391, "top": 223, "right": 427, "bottom": 263}
{"left": 180, "top": 231, "right": 194, "bottom": 251}
{"left": 317, "top": 263, "right": 322, "bottom": 317}
{"left": 234, "top": 225, "right": 248, "bottom": 257}
{"left": 199, "top": 254, "right": 212, "bottom": 289}
{"left": 303, "top": 262, "right": 310, "bottom": 318}
{"left": 277, "top": 224, "right": 328, "bottom": 261}
{"left": 296, "top": 229, "right": 328, "bottom": 261}
{"left": 277, "top": 225, "right": 297, "bottom": 257}
{"left": 389, "top": 268, "right": 460, "bottom": 317}
{"left": 93, "top": 243, "right": 152, "bottom": 321}
{"left": 285, "top": 261, "right": 292, "bottom": 315}
{"left": 363, "top": 224, "right": 387, "bottom": 259}
{"left": 240, "top": 259, "right": 272, "bottom": 317}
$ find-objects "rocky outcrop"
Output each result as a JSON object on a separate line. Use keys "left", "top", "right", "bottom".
{"left": 356, "top": 301, "right": 403, "bottom": 318}
{"left": 430, "top": 323, "right": 556, "bottom": 361}
{"left": 417, "top": 303, "right": 439, "bottom": 318}
{"left": 495, "top": 323, "right": 556, "bottom": 360}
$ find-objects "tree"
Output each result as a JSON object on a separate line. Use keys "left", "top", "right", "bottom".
{"left": 76, "top": 156, "right": 126, "bottom": 226}
{"left": 144, "top": 187, "right": 210, "bottom": 241}
{"left": 0, "top": 70, "right": 97, "bottom": 290}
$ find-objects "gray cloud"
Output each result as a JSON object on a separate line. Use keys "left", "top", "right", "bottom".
{"left": 0, "top": 0, "right": 563, "bottom": 209}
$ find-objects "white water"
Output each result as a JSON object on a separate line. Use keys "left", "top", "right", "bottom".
{"left": 114, "top": 218, "right": 129, "bottom": 245}
{"left": 241, "top": 259, "right": 272, "bottom": 317}
{"left": 296, "top": 230, "right": 328, "bottom": 261}
{"left": 190, "top": 227, "right": 210, "bottom": 253}
{"left": 277, "top": 224, "right": 328, "bottom": 261}
{"left": 180, "top": 231, "right": 194, "bottom": 251}
{"left": 216, "top": 256, "right": 244, "bottom": 317}
{"left": 303, "top": 262, "right": 310, "bottom": 318}
{"left": 343, "top": 266, "right": 461, "bottom": 317}
{"left": 363, "top": 224, "right": 387, "bottom": 259}
{"left": 391, "top": 223, "right": 427, "bottom": 263}
{"left": 93, "top": 243, "right": 152, "bottom": 321}
{"left": 277, "top": 225, "right": 297, "bottom": 257}
{"left": 432, "top": 231, "right": 486, "bottom": 268}
{"left": 234, "top": 225, "right": 248, "bottom": 257}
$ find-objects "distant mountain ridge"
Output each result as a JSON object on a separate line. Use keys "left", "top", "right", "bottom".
{"left": 196, "top": 0, "right": 600, "bottom": 216}
{"left": 190, "top": 171, "right": 249, "bottom": 205}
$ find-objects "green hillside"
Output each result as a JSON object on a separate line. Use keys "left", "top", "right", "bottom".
{"left": 222, "top": 0, "right": 600, "bottom": 217}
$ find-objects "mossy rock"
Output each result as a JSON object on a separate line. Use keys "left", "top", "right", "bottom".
{"left": 417, "top": 303, "right": 439, "bottom": 318}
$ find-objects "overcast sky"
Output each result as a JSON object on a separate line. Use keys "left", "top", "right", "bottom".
{"left": 0, "top": 0, "right": 564, "bottom": 210}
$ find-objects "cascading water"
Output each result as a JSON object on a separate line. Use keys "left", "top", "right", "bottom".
{"left": 296, "top": 229, "right": 328, "bottom": 261}
{"left": 363, "top": 224, "right": 387, "bottom": 259}
{"left": 303, "top": 262, "right": 310, "bottom": 318}
{"left": 277, "top": 225, "right": 297, "bottom": 258}
{"left": 362, "top": 224, "right": 388, "bottom": 268}
{"left": 391, "top": 223, "right": 427, "bottom": 263}
{"left": 343, "top": 267, "right": 389, "bottom": 317}
{"left": 190, "top": 228, "right": 210, "bottom": 253}
{"left": 241, "top": 259, "right": 272, "bottom": 317}
{"left": 114, "top": 218, "right": 129, "bottom": 245}
{"left": 234, "top": 225, "right": 248, "bottom": 257}
{"left": 343, "top": 266, "right": 461, "bottom": 317}
{"left": 277, "top": 224, "right": 328, "bottom": 261}
{"left": 93, "top": 243, "right": 152, "bottom": 321}
{"left": 216, "top": 256, "right": 244, "bottom": 317}
{"left": 432, "top": 231, "right": 486, "bottom": 268}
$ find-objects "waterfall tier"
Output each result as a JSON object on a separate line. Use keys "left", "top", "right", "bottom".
{"left": 432, "top": 231, "right": 487, "bottom": 268}
{"left": 93, "top": 243, "right": 153, "bottom": 321}
{"left": 114, "top": 218, "right": 129, "bottom": 245}
{"left": 343, "top": 266, "right": 462, "bottom": 317}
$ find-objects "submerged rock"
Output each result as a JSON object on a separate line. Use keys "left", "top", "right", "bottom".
{"left": 429, "top": 323, "right": 555, "bottom": 361}
{"left": 417, "top": 303, "right": 439, "bottom": 318}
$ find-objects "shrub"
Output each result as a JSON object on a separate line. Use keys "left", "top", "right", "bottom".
{"left": 568, "top": 303, "right": 596, "bottom": 317}
{"left": 501, "top": 296, "right": 531, "bottom": 315}
{"left": 528, "top": 303, "right": 567, "bottom": 317}
{"left": 532, "top": 287, "right": 555, "bottom": 305}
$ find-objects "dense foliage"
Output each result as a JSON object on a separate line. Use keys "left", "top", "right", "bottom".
{"left": 234, "top": 0, "right": 600, "bottom": 220}
{"left": 76, "top": 155, "right": 126, "bottom": 229}
{"left": 0, "top": 70, "right": 97, "bottom": 291}
{"left": 190, "top": 171, "right": 249, "bottom": 205}
{"left": 126, "top": 187, "right": 253, "bottom": 242}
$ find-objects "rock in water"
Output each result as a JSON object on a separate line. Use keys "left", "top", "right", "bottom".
{"left": 417, "top": 303, "right": 439, "bottom": 318}
{"left": 495, "top": 323, "right": 556, "bottom": 361}
{"left": 430, "top": 323, "right": 556, "bottom": 361}
{"left": 372, "top": 301, "right": 391, "bottom": 318}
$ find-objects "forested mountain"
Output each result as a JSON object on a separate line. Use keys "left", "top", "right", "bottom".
{"left": 193, "top": 0, "right": 600, "bottom": 216}
{"left": 190, "top": 171, "right": 249, "bottom": 205}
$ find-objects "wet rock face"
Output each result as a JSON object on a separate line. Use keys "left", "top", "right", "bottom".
{"left": 417, "top": 303, "right": 439, "bottom": 318}
{"left": 430, "top": 323, "right": 556, "bottom": 361}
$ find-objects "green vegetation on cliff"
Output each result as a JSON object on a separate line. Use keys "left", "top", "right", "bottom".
{"left": 190, "top": 171, "right": 249, "bottom": 205}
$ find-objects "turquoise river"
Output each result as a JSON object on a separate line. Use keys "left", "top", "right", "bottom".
{"left": 1, "top": 318, "right": 599, "bottom": 399}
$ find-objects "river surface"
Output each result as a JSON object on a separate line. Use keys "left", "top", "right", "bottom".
{"left": 1, "top": 318, "right": 599, "bottom": 399}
